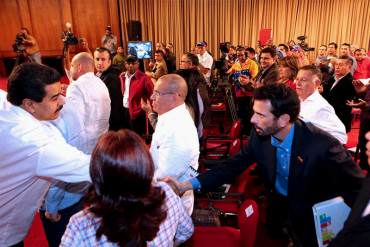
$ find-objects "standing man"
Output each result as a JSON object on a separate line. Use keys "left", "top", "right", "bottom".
{"left": 67, "top": 52, "right": 111, "bottom": 153}
{"left": 150, "top": 74, "right": 199, "bottom": 214}
{"left": 165, "top": 84, "right": 364, "bottom": 246}
{"left": 119, "top": 55, "right": 153, "bottom": 135}
{"left": 101, "top": 26, "right": 117, "bottom": 56}
{"left": 196, "top": 41, "right": 214, "bottom": 85}
{"left": 20, "top": 27, "right": 42, "bottom": 64}
{"left": 353, "top": 48, "right": 370, "bottom": 80}
{"left": 315, "top": 45, "right": 329, "bottom": 67}
{"left": 94, "top": 47, "right": 127, "bottom": 131}
{"left": 295, "top": 65, "right": 347, "bottom": 144}
{"left": 322, "top": 55, "right": 357, "bottom": 132}
{"left": 340, "top": 43, "right": 357, "bottom": 75}
{"left": 146, "top": 50, "right": 168, "bottom": 80}
{"left": 0, "top": 63, "right": 90, "bottom": 246}
{"left": 255, "top": 47, "right": 279, "bottom": 87}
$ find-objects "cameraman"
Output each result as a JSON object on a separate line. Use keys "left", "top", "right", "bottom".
{"left": 19, "top": 27, "right": 42, "bottom": 64}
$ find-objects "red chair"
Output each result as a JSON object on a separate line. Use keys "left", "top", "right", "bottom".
{"left": 239, "top": 199, "right": 259, "bottom": 247}
{"left": 187, "top": 199, "right": 259, "bottom": 247}
{"left": 201, "top": 119, "right": 241, "bottom": 160}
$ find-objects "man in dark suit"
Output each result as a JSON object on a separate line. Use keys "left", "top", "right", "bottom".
{"left": 255, "top": 47, "right": 279, "bottom": 86}
{"left": 94, "top": 47, "right": 127, "bottom": 131}
{"left": 329, "top": 131, "right": 370, "bottom": 247}
{"left": 166, "top": 84, "right": 364, "bottom": 246}
{"left": 322, "top": 55, "right": 357, "bottom": 132}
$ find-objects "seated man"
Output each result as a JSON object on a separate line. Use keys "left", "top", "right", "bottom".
{"left": 0, "top": 63, "right": 90, "bottom": 246}
{"left": 295, "top": 65, "right": 347, "bottom": 144}
{"left": 150, "top": 74, "right": 199, "bottom": 214}
{"left": 166, "top": 84, "right": 364, "bottom": 246}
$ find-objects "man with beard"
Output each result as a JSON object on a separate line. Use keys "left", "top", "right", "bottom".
{"left": 0, "top": 63, "right": 90, "bottom": 246}
{"left": 164, "top": 84, "right": 364, "bottom": 247}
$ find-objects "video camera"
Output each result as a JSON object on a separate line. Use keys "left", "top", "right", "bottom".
{"left": 12, "top": 32, "right": 26, "bottom": 53}
{"left": 61, "top": 30, "right": 78, "bottom": 46}
{"left": 297, "top": 35, "right": 315, "bottom": 52}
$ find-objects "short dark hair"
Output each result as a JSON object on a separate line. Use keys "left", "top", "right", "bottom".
{"left": 7, "top": 63, "right": 61, "bottom": 106}
{"left": 94, "top": 47, "right": 112, "bottom": 59}
{"left": 184, "top": 52, "right": 199, "bottom": 66}
{"left": 155, "top": 49, "right": 165, "bottom": 58}
{"left": 236, "top": 46, "right": 246, "bottom": 52}
{"left": 320, "top": 45, "right": 327, "bottom": 49}
{"left": 261, "top": 47, "right": 276, "bottom": 57}
{"left": 278, "top": 44, "right": 289, "bottom": 52}
{"left": 20, "top": 27, "right": 30, "bottom": 34}
{"left": 299, "top": 65, "right": 323, "bottom": 81}
{"left": 246, "top": 47, "right": 256, "bottom": 54}
{"left": 354, "top": 49, "right": 363, "bottom": 54}
{"left": 253, "top": 84, "right": 300, "bottom": 122}
{"left": 338, "top": 55, "right": 353, "bottom": 65}
{"left": 88, "top": 130, "right": 167, "bottom": 246}
{"left": 328, "top": 42, "right": 338, "bottom": 49}
{"left": 341, "top": 43, "right": 351, "bottom": 48}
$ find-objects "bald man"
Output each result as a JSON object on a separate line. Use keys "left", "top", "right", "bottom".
{"left": 67, "top": 52, "right": 111, "bottom": 153}
{"left": 150, "top": 74, "right": 199, "bottom": 214}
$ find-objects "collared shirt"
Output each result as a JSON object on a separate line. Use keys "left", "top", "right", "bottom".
{"left": 66, "top": 72, "right": 111, "bottom": 154}
{"left": 0, "top": 104, "right": 90, "bottom": 246}
{"left": 0, "top": 89, "right": 10, "bottom": 110}
{"left": 123, "top": 71, "right": 135, "bottom": 108}
{"left": 331, "top": 74, "right": 348, "bottom": 90}
{"left": 300, "top": 90, "right": 347, "bottom": 144}
{"left": 151, "top": 103, "right": 199, "bottom": 214}
{"left": 271, "top": 124, "right": 295, "bottom": 196}
{"left": 197, "top": 52, "right": 213, "bottom": 83}
{"left": 353, "top": 57, "right": 370, "bottom": 80}
{"left": 60, "top": 182, "right": 194, "bottom": 247}
{"left": 41, "top": 100, "right": 90, "bottom": 213}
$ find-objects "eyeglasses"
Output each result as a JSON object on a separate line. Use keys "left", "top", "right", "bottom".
{"left": 151, "top": 90, "right": 176, "bottom": 98}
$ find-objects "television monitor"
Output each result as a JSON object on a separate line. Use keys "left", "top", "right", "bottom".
{"left": 127, "top": 41, "right": 152, "bottom": 59}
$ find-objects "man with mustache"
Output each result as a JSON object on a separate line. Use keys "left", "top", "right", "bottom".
{"left": 165, "top": 84, "right": 364, "bottom": 246}
{"left": 0, "top": 63, "right": 91, "bottom": 246}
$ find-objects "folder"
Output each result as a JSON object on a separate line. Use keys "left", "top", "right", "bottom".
{"left": 312, "top": 197, "right": 351, "bottom": 247}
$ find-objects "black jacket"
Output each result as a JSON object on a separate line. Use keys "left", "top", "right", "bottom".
{"left": 197, "top": 120, "right": 364, "bottom": 246}
{"left": 99, "top": 65, "right": 127, "bottom": 130}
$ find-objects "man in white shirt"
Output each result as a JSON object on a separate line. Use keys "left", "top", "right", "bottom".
{"left": 196, "top": 41, "right": 213, "bottom": 85}
{"left": 0, "top": 63, "right": 90, "bottom": 246}
{"left": 150, "top": 74, "right": 199, "bottom": 214}
{"left": 0, "top": 89, "right": 10, "bottom": 109}
{"left": 295, "top": 65, "right": 347, "bottom": 144}
{"left": 67, "top": 52, "right": 111, "bottom": 154}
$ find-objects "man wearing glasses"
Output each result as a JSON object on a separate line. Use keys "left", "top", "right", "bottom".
{"left": 150, "top": 74, "right": 199, "bottom": 215}
{"left": 119, "top": 55, "right": 153, "bottom": 135}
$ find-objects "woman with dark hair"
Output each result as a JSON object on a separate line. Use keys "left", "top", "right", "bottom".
{"left": 60, "top": 130, "right": 193, "bottom": 246}
{"left": 277, "top": 56, "right": 299, "bottom": 89}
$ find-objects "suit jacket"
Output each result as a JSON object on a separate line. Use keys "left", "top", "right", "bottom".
{"left": 256, "top": 63, "right": 279, "bottom": 86}
{"left": 322, "top": 73, "right": 356, "bottom": 132}
{"left": 197, "top": 120, "right": 364, "bottom": 245}
{"left": 99, "top": 65, "right": 127, "bottom": 131}
{"left": 329, "top": 177, "right": 370, "bottom": 247}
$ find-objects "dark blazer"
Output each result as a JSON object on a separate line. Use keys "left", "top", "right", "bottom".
{"left": 329, "top": 177, "right": 370, "bottom": 247}
{"left": 256, "top": 63, "right": 279, "bottom": 86}
{"left": 322, "top": 73, "right": 356, "bottom": 132}
{"left": 99, "top": 65, "right": 127, "bottom": 131}
{"left": 197, "top": 120, "right": 364, "bottom": 246}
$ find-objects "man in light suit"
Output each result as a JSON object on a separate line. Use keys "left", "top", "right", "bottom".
{"left": 166, "top": 84, "right": 364, "bottom": 246}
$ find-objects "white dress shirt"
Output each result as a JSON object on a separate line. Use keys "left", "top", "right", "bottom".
{"left": 0, "top": 105, "right": 90, "bottom": 246}
{"left": 151, "top": 103, "right": 199, "bottom": 214}
{"left": 66, "top": 72, "right": 111, "bottom": 154}
{"left": 197, "top": 52, "right": 213, "bottom": 84}
{"left": 0, "top": 89, "right": 10, "bottom": 110}
{"left": 300, "top": 90, "right": 347, "bottom": 144}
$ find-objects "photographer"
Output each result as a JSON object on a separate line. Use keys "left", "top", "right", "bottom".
{"left": 18, "top": 27, "right": 42, "bottom": 64}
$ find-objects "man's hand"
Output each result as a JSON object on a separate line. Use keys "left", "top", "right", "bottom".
{"left": 160, "top": 177, "right": 193, "bottom": 196}
{"left": 352, "top": 80, "right": 367, "bottom": 93}
{"left": 141, "top": 98, "right": 153, "bottom": 113}
{"left": 238, "top": 75, "right": 251, "bottom": 85}
{"left": 346, "top": 99, "right": 366, "bottom": 108}
{"left": 45, "top": 211, "right": 61, "bottom": 222}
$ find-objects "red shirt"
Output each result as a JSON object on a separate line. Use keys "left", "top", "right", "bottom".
{"left": 353, "top": 57, "right": 370, "bottom": 79}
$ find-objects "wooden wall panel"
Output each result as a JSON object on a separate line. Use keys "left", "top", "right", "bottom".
{"left": 0, "top": 0, "right": 120, "bottom": 57}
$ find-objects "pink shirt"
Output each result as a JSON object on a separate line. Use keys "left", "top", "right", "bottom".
{"left": 353, "top": 57, "right": 370, "bottom": 79}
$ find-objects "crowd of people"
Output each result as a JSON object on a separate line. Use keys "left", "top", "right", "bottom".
{"left": 1, "top": 26, "right": 370, "bottom": 247}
